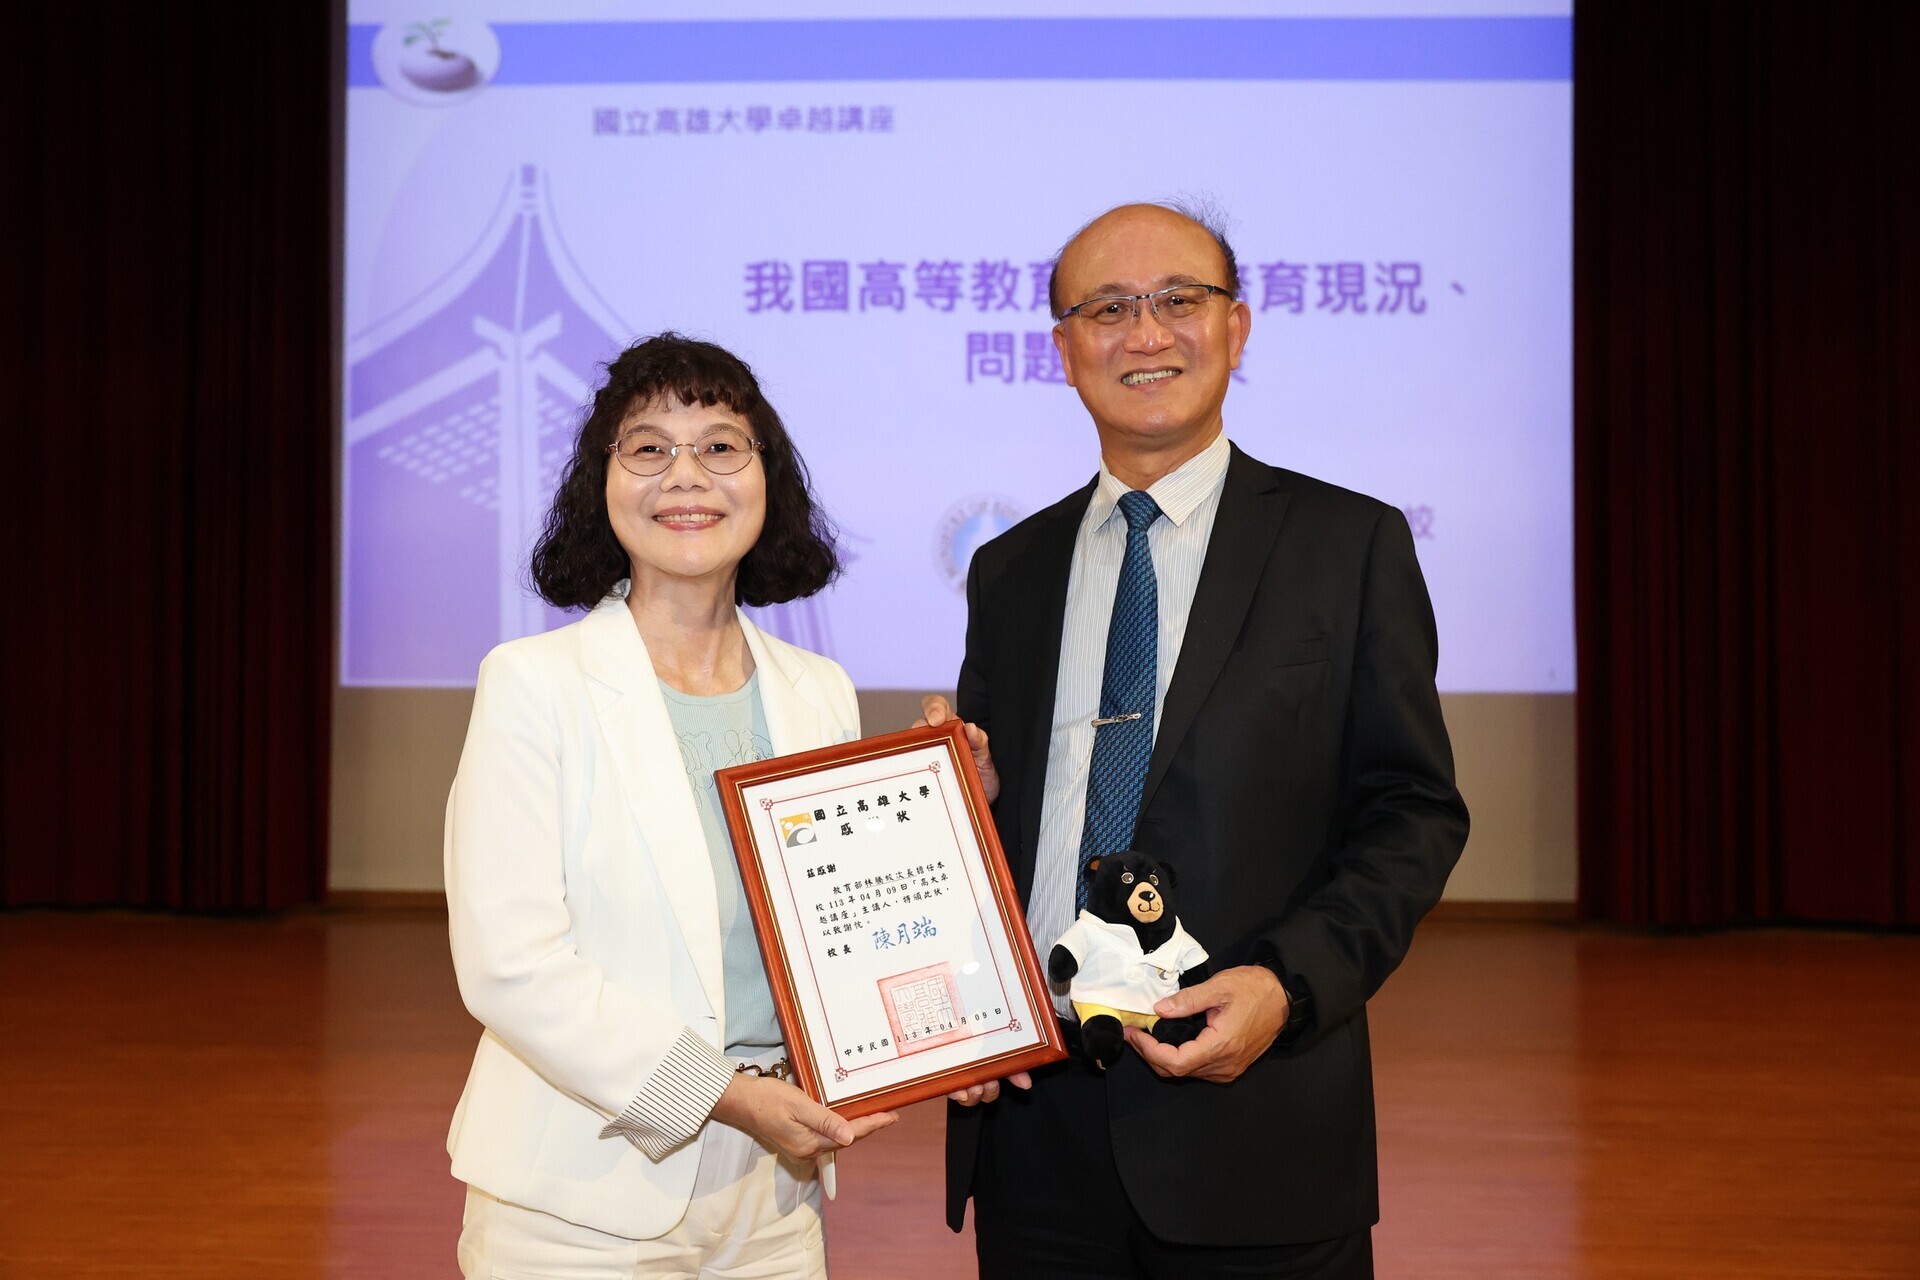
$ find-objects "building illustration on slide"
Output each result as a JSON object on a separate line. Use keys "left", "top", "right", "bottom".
{"left": 342, "top": 164, "right": 833, "bottom": 684}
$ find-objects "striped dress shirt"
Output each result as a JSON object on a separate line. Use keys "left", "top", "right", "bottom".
{"left": 1026, "top": 431, "right": 1230, "bottom": 1016}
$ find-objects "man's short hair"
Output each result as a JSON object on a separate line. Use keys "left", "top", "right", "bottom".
{"left": 1046, "top": 198, "right": 1243, "bottom": 320}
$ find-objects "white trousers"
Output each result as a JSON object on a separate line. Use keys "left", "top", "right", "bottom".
{"left": 458, "top": 1111, "right": 826, "bottom": 1279}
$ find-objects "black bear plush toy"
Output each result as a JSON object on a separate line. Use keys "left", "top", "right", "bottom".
{"left": 1048, "top": 851, "right": 1211, "bottom": 1069}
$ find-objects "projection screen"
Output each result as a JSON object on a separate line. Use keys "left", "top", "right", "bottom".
{"left": 341, "top": 3, "right": 1571, "bottom": 695}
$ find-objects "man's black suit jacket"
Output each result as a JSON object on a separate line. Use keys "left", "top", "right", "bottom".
{"left": 945, "top": 444, "right": 1470, "bottom": 1246}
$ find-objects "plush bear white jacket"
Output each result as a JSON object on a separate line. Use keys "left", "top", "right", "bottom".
{"left": 1054, "top": 910, "right": 1209, "bottom": 1015}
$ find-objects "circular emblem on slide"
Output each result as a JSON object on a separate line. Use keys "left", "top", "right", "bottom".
{"left": 372, "top": 19, "right": 501, "bottom": 106}
{"left": 933, "top": 495, "right": 1024, "bottom": 594}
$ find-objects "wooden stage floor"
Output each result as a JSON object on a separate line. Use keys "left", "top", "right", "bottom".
{"left": 2, "top": 911, "right": 1914, "bottom": 1278}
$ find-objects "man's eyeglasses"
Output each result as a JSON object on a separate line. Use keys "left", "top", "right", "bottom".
{"left": 1058, "top": 283, "right": 1232, "bottom": 328}
{"left": 607, "top": 426, "right": 763, "bottom": 477}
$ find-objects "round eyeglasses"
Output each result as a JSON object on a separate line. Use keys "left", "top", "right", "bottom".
{"left": 607, "top": 426, "right": 764, "bottom": 477}
{"left": 1059, "top": 283, "right": 1231, "bottom": 328}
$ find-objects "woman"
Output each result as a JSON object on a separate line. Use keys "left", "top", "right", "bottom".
{"left": 445, "top": 333, "right": 896, "bottom": 1276}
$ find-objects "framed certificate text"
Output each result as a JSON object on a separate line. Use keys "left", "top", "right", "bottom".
{"left": 715, "top": 720, "right": 1066, "bottom": 1118}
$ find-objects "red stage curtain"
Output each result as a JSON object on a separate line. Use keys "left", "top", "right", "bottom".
{"left": 1, "top": 6, "right": 334, "bottom": 909}
{"left": 1576, "top": 3, "right": 1919, "bottom": 925}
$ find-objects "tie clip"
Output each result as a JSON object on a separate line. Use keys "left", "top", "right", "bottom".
{"left": 1091, "top": 712, "right": 1143, "bottom": 728}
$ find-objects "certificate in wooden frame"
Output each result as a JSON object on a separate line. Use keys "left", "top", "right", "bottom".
{"left": 715, "top": 720, "right": 1066, "bottom": 1118}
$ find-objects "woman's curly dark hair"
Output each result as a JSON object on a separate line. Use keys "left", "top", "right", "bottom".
{"left": 529, "top": 332, "right": 839, "bottom": 610}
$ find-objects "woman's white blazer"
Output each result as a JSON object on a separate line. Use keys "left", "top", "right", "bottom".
{"left": 444, "top": 589, "right": 861, "bottom": 1238}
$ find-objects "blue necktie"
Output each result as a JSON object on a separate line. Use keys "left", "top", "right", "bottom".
{"left": 1076, "top": 490, "right": 1162, "bottom": 912}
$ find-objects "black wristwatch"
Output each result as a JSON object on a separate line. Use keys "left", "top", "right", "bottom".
{"left": 1256, "top": 956, "right": 1313, "bottom": 1049}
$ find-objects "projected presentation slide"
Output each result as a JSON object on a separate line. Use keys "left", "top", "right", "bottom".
{"left": 342, "top": 3, "right": 1571, "bottom": 693}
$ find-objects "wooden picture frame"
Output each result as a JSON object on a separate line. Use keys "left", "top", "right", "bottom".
{"left": 715, "top": 720, "right": 1066, "bottom": 1118}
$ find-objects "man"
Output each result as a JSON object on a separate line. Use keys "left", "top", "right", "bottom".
{"left": 923, "top": 202, "right": 1469, "bottom": 1278}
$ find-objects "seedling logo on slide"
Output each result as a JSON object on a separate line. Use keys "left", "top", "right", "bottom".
{"left": 372, "top": 18, "right": 501, "bottom": 106}
{"left": 780, "top": 813, "right": 817, "bottom": 848}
